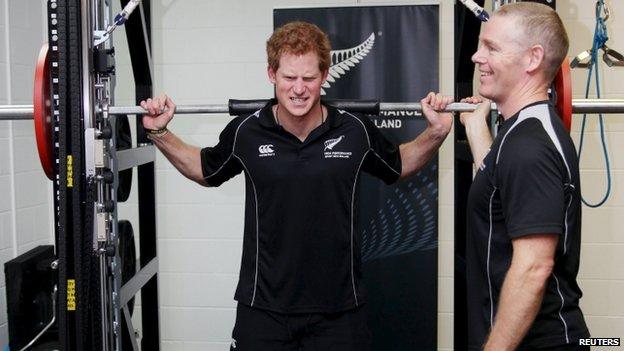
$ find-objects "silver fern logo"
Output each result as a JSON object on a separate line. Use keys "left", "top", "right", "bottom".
{"left": 324, "top": 135, "right": 351, "bottom": 159}
{"left": 324, "top": 135, "right": 345, "bottom": 151}
{"left": 322, "top": 33, "right": 376, "bottom": 95}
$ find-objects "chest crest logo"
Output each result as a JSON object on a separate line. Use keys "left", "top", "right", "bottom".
{"left": 324, "top": 135, "right": 345, "bottom": 150}
{"left": 324, "top": 135, "right": 351, "bottom": 159}
{"left": 258, "top": 144, "right": 275, "bottom": 157}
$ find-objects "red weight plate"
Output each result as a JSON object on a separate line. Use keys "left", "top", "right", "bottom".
{"left": 554, "top": 58, "right": 573, "bottom": 132}
{"left": 33, "top": 43, "right": 53, "bottom": 180}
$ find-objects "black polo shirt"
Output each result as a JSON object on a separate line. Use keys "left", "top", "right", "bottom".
{"left": 466, "top": 101, "right": 589, "bottom": 349}
{"left": 200, "top": 100, "right": 402, "bottom": 313}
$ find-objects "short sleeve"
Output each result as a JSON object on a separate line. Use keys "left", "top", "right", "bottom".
{"left": 359, "top": 115, "right": 402, "bottom": 184}
{"left": 496, "top": 125, "right": 566, "bottom": 238}
{"left": 200, "top": 118, "right": 244, "bottom": 187}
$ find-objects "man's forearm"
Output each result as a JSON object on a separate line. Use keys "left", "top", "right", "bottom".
{"left": 149, "top": 131, "right": 207, "bottom": 185}
{"left": 399, "top": 125, "right": 448, "bottom": 180}
{"left": 464, "top": 119, "right": 493, "bottom": 168}
{"left": 484, "top": 261, "right": 551, "bottom": 350}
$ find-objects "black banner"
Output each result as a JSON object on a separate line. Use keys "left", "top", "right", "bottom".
{"left": 275, "top": 6, "right": 439, "bottom": 349}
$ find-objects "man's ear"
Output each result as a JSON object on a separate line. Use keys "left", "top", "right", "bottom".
{"left": 321, "top": 69, "right": 329, "bottom": 83}
{"left": 526, "top": 44, "right": 545, "bottom": 74}
{"left": 268, "top": 65, "right": 277, "bottom": 84}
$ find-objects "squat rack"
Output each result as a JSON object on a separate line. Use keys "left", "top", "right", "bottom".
{"left": 12, "top": 0, "right": 162, "bottom": 350}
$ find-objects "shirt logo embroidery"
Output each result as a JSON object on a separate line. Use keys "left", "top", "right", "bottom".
{"left": 324, "top": 135, "right": 345, "bottom": 150}
{"left": 258, "top": 144, "right": 275, "bottom": 157}
{"left": 324, "top": 136, "right": 352, "bottom": 159}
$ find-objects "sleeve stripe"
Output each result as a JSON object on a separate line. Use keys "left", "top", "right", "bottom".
{"left": 204, "top": 114, "right": 254, "bottom": 179}
{"left": 342, "top": 110, "right": 371, "bottom": 147}
{"left": 371, "top": 149, "right": 401, "bottom": 176}
{"left": 496, "top": 104, "right": 571, "bottom": 181}
{"left": 342, "top": 110, "right": 401, "bottom": 176}
{"left": 203, "top": 154, "right": 233, "bottom": 179}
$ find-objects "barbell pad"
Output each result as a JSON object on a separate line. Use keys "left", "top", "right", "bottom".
{"left": 324, "top": 99, "right": 380, "bottom": 115}
{"left": 554, "top": 58, "right": 573, "bottom": 132}
{"left": 33, "top": 43, "right": 54, "bottom": 180}
{"left": 227, "top": 99, "right": 381, "bottom": 116}
{"left": 115, "top": 114, "right": 133, "bottom": 202}
{"left": 228, "top": 99, "right": 269, "bottom": 116}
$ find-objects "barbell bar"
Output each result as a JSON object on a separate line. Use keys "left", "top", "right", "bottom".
{"left": 2, "top": 98, "right": 624, "bottom": 121}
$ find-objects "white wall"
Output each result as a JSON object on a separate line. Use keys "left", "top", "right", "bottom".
{"left": 0, "top": 0, "right": 52, "bottom": 347}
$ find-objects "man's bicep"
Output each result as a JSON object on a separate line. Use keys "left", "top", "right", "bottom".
{"left": 498, "top": 141, "right": 566, "bottom": 237}
{"left": 511, "top": 233, "right": 558, "bottom": 266}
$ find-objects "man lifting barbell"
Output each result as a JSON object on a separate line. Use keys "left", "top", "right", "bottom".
{"left": 141, "top": 21, "right": 452, "bottom": 350}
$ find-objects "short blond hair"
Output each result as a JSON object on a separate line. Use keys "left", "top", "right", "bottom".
{"left": 496, "top": 2, "right": 569, "bottom": 82}
{"left": 266, "top": 21, "right": 332, "bottom": 72}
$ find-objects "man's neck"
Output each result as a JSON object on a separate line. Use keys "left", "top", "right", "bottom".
{"left": 497, "top": 83, "right": 549, "bottom": 119}
{"left": 274, "top": 103, "right": 325, "bottom": 142}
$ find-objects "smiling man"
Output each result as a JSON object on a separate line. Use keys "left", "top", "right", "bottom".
{"left": 460, "top": 3, "right": 590, "bottom": 350}
{"left": 140, "top": 21, "right": 452, "bottom": 350}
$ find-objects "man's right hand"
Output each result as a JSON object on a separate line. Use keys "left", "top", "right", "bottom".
{"left": 140, "top": 94, "right": 176, "bottom": 130}
{"left": 459, "top": 96, "right": 491, "bottom": 129}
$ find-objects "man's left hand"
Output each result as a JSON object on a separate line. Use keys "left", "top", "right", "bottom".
{"left": 397, "top": 92, "right": 453, "bottom": 180}
{"left": 420, "top": 92, "right": 454, "bottom": 139}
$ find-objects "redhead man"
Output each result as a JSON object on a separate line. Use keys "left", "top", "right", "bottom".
{"left": 141, "top": 21, "right": 452, "bottom": 350}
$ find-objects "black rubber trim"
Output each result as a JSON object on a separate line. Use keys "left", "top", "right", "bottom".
{"left": 228, "top": 99, "right": 381, "bottom": 116}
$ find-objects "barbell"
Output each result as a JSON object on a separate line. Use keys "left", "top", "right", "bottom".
{"left": 0, "top": 48, "right": 623, "bottom": 181}
{"left": 3, "top": 98, "right": 624, "bottom": 120}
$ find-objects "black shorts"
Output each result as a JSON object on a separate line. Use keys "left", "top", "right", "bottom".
{"left": 230, "top": 303, "right": 372, "bottom": 351}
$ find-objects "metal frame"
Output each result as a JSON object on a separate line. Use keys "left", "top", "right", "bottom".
{"left": 119, "top": 0, "right": 161, "bottom": 349}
